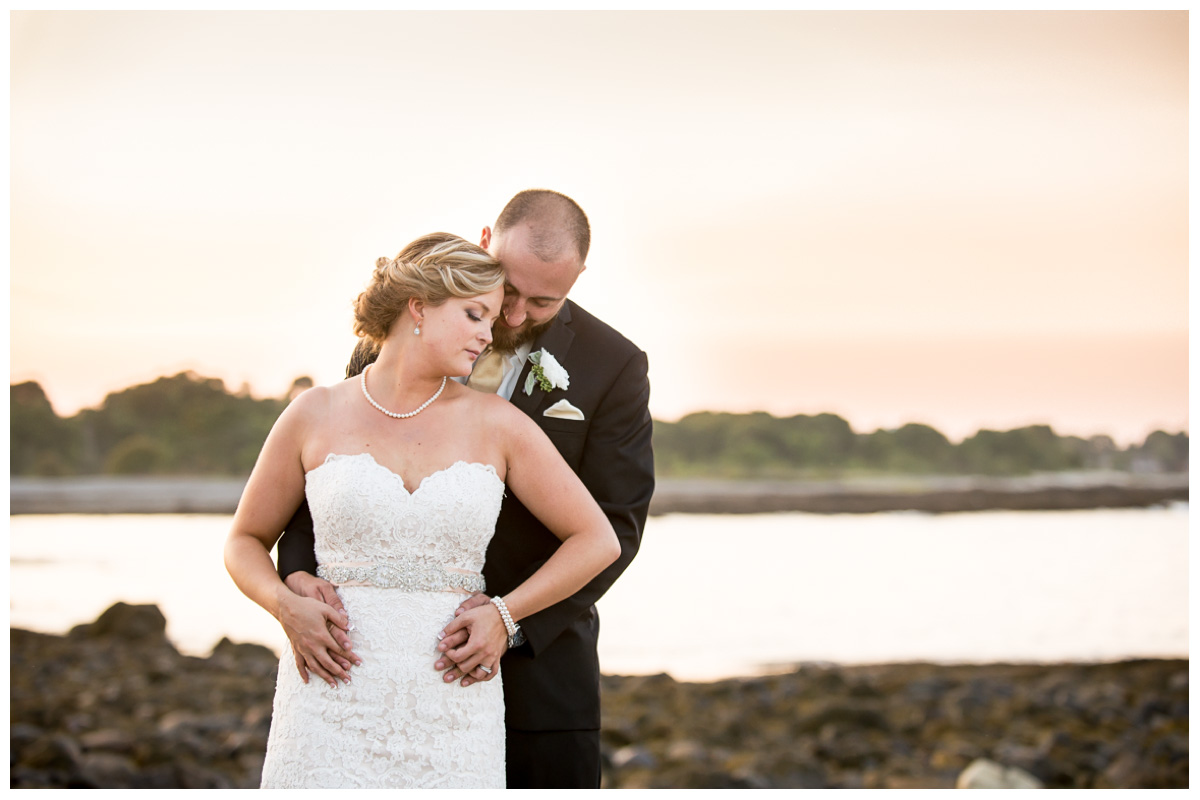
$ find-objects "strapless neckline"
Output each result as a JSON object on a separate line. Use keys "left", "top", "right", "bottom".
{"left": 306, "top": 452, "right": 503, "bottom": 497}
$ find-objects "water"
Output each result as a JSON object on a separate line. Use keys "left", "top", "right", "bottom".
{"left": 9, "top": 506, "right": 1188, "bottom": 681}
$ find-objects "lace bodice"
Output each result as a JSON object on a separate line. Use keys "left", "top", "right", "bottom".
{"left": 260, "top": 453, "right": 508, "bottom": 788}
{"left": 306, "top": 453, "right": 504, "bottom": 576}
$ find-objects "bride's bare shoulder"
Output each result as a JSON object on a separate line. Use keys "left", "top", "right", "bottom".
{"left": 277, "top": 380, "right": 354, "bottom": 427}
{"left": 449, "top": 384, "right": 531, "bottom": 428}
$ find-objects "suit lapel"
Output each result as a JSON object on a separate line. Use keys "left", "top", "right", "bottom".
{"left": 509, "top": 302, "right": 575, "bottom": 418}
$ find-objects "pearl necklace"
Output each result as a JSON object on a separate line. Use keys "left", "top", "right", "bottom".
{"left": 360, "top": 364, "right": 447, "bottom": 419}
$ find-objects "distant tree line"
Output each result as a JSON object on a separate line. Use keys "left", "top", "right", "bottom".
{"left": 11, "top": 373, "right": 297, "bottom": 477}
{"left": 10, "top": 374, "right": 1189, "bottom": 478}
{"left": 652, "top": 412, "right": 1188, "bottom": 479}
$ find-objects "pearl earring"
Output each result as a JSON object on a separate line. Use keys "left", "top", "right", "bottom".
{"left": 414, "top": 324, "right": 421, "bottom": 335}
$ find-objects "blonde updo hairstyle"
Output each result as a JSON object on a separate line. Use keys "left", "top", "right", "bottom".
{"left": 354, "top": 232, "right": 505, "bottom": 348}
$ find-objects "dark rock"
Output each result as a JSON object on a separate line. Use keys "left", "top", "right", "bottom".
{"left": 10, "top": 604, "right": 1190, "bottom": 790}
{"left": 209, "top": 637, "right": 278, "bottom": 674}
{"left": 211, "top": 636, "right": 273, "bottom": 659}
{"left": 1096, "top": 751, "right": 1143, "bottom": 789}
{"left": 10, "top": 723, "right": 44, "bottom": 764}
{"left": 11, "top": 765, "right": 58, "bottom": 789}
{"left": 174, "top": 761, "right": 235, "bottom": 789}
{"left": 663, "top": 767, "right": 768, "bottom": 789}
{"left": 904, "top": 675, "right": 954, "bottom": 703}
{"left": 793, "top": 702, "right": 889, "bottom": 734}
{"left": 237, "top": 752, "right": 266, "bottom": 788}
{"left": 22, "top": 734, "right": 81, "bottom": 772}
{"left": 771, "top": 767, "right": 828, "bottom": 789}
{"left": 128, "top": 763, "right": 179, "bottom": 790}
{"left": 600, "top": 725, "right": 636, "bottom": 749}
{"left": 889, "top": 773, "right": 959, "bottom": 789}
{"left": 1137, "top": 698, "right": 1173, "bottom": 724}
{"left": 76, "top": 752, "right": 139, "bottom": 788}
{"left": 69, "top": 602, "right": 167, "bottom": 641}
{"left": 928, "top": 740, "right": 980, "bottom": 772}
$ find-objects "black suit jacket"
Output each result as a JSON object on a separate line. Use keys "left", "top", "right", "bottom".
{"left": 276, "top": 299, "right": 655, "bottom": 732}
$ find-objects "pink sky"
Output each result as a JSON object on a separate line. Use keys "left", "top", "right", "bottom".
{"left": 10, "top": 11, "right": 1188, "bottom": 445}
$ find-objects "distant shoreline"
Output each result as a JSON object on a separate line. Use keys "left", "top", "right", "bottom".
{"left": 9, "top": 471, "right": 1187, "bottom": 515}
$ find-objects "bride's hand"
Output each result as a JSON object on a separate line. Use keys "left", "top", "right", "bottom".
{"left": 277, "top": 587, "right": 359, "bottom": 688}
{"left": 438, "top": 603, "right": 508, "bottom": 687}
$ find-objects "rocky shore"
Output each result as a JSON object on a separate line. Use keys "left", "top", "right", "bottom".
{"left": 10, "top": 471, "right": 1188, "bottom": 515}
{"left": 10, "top": 604, "right": 1188, "bottom": 789}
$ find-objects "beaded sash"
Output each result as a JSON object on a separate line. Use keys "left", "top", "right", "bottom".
{"left": 317, "top": 562, "right": 486, "bottom": 595}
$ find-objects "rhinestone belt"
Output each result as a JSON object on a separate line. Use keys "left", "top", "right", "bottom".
{"left": 317, "top": 562, "right": 486, "bottom": 594}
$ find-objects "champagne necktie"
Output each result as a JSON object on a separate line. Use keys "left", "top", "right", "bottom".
{"left": 466, "top": 346, "right": 507, "bottom": 394}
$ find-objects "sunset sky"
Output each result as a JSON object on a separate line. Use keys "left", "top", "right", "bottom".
{"left": 10, "top": 10, "right": 1188, "bottom": 444}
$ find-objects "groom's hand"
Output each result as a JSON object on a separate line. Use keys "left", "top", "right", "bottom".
{"left": 434, "top": 593, "right": 489, "bottom": 662}
{"left": 435, "top": 594, "right": 506, "bottom": 687}
{"left": 434, "top": 640, "right": 508, "bottom": 687}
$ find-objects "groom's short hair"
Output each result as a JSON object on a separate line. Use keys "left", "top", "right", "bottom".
{"left": 494, "top": 189, "right": 591, "bottom": 264}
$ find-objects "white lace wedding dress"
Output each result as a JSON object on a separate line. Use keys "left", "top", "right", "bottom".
{"left": 260, "top": 453, "right": 507, "bottom": 788}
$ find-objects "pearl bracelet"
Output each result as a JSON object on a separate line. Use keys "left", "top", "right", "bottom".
{"left": 490, "top": 596, "right": 518, "bottom": 638}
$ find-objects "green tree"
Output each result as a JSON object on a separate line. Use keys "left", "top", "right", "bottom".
{"left": 858, "top": 423, "right": 954, "bottom": 473}
{"left": 1130, "top": 431, "right": 1188, "bottom": 472}
{"left": 957, "top": 425, "right": 1084, "bottom": 475}
{"left": 10, "top": 382, "right": 78, "bottom": 476}
{"left": 13, "top": 377, "right": 1188, "bottom": 479}
{"left": 105, "top": 434, "right": 170, "bottom": 474}
{"left": 85, "top": 372, "right": 287, "bottom": 475}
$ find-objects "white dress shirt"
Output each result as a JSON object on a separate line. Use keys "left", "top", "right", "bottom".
{"left": 456, "top": 342, "right": 534, "bottom": 401}
{"left": 495, "top": 342, "right": 534, "bottom": 401}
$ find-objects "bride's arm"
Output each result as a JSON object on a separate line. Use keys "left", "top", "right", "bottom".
{"left": 223, "top": 388, "right": 354, "bottom": 687}
{"left": 440, "top": 405, "right": 620, "bottom": 676}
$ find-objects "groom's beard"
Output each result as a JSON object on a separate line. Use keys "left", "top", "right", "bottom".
{"left": 490, "top": 314, "right": 554, "bottom": 354}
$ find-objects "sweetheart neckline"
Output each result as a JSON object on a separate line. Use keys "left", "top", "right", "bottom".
{"left": 306, "top": 452, "right": 503, "bottom": 496}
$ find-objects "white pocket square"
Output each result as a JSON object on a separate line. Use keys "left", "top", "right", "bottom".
{"left": 543, "top": 399, "right": 585, "bottom": 420}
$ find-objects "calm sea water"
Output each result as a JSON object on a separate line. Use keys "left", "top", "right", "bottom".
{"left": 9, "top": 506, "right": 1188, "bottom": 681}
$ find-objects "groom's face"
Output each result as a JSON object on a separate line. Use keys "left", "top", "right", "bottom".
{"left": 484, "top": 224, "right": 585, "bottom": 353}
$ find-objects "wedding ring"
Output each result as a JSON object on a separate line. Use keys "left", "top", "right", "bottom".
{"left": 478, "top": 665, "right": 492, "bottom": 675}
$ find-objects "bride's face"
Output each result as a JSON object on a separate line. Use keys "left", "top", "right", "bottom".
{"left": 419, "top": 287, "right": 503, "bottom": 377}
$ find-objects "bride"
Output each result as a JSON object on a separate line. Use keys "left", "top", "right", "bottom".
{"left": 224, "top": 233, "right": 619, "bottom": 788}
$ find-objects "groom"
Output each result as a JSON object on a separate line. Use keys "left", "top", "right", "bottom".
{"left": 275, "top": 189, "right": 655, "bottom": 788}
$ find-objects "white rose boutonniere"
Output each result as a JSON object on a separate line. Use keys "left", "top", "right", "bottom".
{"left": 524, "top": 349, "right": 570, "bottom": 396}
